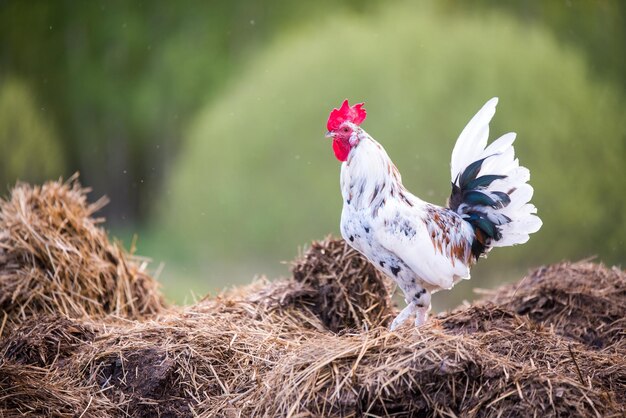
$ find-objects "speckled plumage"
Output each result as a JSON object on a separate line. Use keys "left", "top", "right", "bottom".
{"left": 327, "top": 98, "right": 542, "bottom": 329}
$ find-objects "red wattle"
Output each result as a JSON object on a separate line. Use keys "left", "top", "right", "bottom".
{"left": 332, "top": 139, "right": 351, "bottom": 162}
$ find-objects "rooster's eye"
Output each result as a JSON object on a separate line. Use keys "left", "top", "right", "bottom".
{"left": 343, "top": 127, "right": 349, "bottom": 132}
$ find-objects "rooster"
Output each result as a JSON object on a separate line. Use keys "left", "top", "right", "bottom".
{"left": 325, "top": 98, "right": 542, "bottom": 330}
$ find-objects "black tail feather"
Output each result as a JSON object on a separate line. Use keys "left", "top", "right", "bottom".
{"left": 448, "top": 157, "right": 513, "bottom": 259}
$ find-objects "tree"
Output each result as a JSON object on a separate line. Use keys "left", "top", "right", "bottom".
{"left": 0, "top": 77, "right": 65, "bottom": 188}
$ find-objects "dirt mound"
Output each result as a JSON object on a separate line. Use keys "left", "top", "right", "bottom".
{"left": 0, "top": 175, "right": 164, "bottom": 328}
{"left": 0, "top": 179, "right": 624, "bottom": 417}
{"left": 2, "top": 261, "right": 623, "bottom": 418}
{"left": 291, "top": 237, "right": 395, "bottom": 332}
{"left": 479, "top": 261, "right": 625, "bottom": 351}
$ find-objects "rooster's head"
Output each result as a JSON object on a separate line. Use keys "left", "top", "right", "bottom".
{"left": 325, "top": 100, "right": 367, "bottom": 162}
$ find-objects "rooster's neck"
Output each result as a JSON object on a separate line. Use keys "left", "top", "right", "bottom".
{"left": 340, "top": 133, "right": 421, "bottom": 215}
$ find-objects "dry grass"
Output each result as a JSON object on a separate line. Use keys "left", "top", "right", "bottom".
{"left": 0, "top": 178, "right": 624, "bottom": 417}
{"left": 0, "top": 175, "right": 164, "bottom": 329}
{"left": 291, "top": 238, "right": 396, "bottom": 332}
{"left": 479, "top": 261, "right": 625, "bottom": 352}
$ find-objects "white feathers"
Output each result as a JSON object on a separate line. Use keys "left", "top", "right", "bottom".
{"left": 450, "top": 97, "right": 499, "bottom": 182}
{"left": 339, "top": 136, "right": 473, "bottom": 292}
{"left": 479, "top": 132, "right": 516, "bottom": 159}
{"left": 493, "top": 213, "right": 543, "bottom": 247}
{"left": 450, "top": 98, "right": 542, "bottom": 248}
{"left": 373, "top": 200, "right": 472, "bottom": 290}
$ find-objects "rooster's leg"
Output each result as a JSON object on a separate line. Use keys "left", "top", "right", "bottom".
{"left": 414, "top": 303, "right": 431, "bottom": 326}
{"left": 390, "top": 284, "right": 431, "bottom": 330}
{"left": 413, "top": 286, "right": 432, "bottom": 326}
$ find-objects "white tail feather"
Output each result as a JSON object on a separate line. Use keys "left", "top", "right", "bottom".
{"left": 449, "top": 98, "right": 542, "bottom": 249}
{"left": 450, "top": 97, "right": 498, "bottom": 181}
{"left": 479, "top": 132, "right": 516, "bottom": 159}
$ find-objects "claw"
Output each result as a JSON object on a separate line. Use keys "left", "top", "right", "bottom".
{"left": 390, "top": 301, "right": 432, "bottom": 330}
{"left": 389, "top": 301, "right": 417, "bottom": 331}
{"left": 389, "top": 316, "right": 402, "bottom": 331}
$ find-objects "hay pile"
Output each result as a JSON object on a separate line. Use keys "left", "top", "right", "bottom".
{"left": 0, "top": 179, "right": 624, "bottom": 417}
{"left": 0, "top": 175, "right": 163, "bottom": 328}
{"left": 480, "top": 262, "right": 625, "bottom": 352}
{"left": 291, "top": 238, "right": 395, "bottom": 332}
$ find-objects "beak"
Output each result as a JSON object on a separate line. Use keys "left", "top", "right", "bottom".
{"left": 325, "top": 131, "right": 334, "bottom": 138}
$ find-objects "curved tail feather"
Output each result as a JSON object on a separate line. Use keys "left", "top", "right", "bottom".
{"left": 448, "top": 98, "right": 542, "bottom": 259}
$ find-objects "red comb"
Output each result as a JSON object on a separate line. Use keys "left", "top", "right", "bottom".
{"left": 327, "top": 100, "right": 367, "bottom": 131}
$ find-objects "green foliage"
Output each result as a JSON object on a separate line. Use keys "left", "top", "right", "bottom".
{"left": 160, "top": 4, "right": 626, "bottom": 275}
{"left": 1, "top": 1, "right": 625, "bottom": 303}
{"left": 441, "top": 0, "right": 626, "bottom": 94}
{"left": 0, "top": 78, "right": 65, "bottom": 188}
{"left": 0, "top": 0, "right": 377, "bottom": 223}
{"left": 1, "top": 1, "right": 623, "bottom": 230}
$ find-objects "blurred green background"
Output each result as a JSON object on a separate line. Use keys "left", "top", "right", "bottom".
{"left": 1, "top": 1, "right": 624, "bottom": 310}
